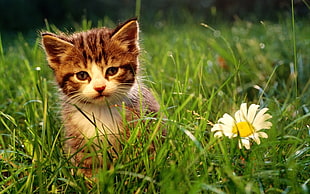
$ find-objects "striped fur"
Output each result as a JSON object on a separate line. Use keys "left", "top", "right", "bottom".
{"left": 42, "top": 19, "right": 159, "bottom": 177}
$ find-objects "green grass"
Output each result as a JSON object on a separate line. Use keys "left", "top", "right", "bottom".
{"left": 0, "top": 16, "right": 310, "bottom": 193}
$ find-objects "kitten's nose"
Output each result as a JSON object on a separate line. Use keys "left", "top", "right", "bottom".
{"left": 94, "top": 85, "right": 106, "bottom": 94}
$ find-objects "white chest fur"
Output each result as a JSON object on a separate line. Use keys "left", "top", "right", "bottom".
{"left": 65, "top": 103, "right": 123, "bottom": 139}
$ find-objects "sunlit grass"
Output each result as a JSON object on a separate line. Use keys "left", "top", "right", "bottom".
{"left": 0, "top": 15, "right": 309, "bottom": 193}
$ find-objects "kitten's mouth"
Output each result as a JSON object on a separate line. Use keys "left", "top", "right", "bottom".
{"left": 93, "top": 94, "right": 110, "bottom": 101}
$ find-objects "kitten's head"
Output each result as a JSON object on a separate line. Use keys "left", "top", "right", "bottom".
{"left": 42, "top": 18, "right": 139, "bottom": 105}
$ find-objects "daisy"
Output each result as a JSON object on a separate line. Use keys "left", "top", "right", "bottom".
{"left": 211, "top": 103, "right": 272, "bottom": 149}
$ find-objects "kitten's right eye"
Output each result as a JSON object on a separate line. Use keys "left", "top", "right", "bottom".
{"left": 76, "top": 71, "right": 89, "bottom": 81}
{"left": 106, "top": 67, "right": 119, "bottom": 76}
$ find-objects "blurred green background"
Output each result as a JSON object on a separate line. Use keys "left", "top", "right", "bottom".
{"left": 0, "top": 0, "right": 309, "bottom": 32}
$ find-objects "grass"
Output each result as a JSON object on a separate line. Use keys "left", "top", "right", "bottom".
{"left": 0, "top": 15, "right": 310, "bottom": 193}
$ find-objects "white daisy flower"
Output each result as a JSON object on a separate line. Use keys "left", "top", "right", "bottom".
{"left": 211, "top": 103, "right": 272, "bottom": 149}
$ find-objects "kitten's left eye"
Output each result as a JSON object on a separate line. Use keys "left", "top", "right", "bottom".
{"left": 106, "top": 67, "right": 119, "bottom": 76}
{"left": 76, "top": 71, "right": 89, "bottom": 81}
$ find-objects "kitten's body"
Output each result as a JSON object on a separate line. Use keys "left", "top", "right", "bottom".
{"left": 42, "top": 19, "right": 159, "bottom": 177}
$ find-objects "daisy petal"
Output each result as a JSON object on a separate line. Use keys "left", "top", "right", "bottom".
{"left": 240, "top": 103, "right": 248, "bottom": 119}
{"left": 253, "top": 115, "right": 272, "bottom": 130}
{"left": 240, "top": 139, "right": 251, "bottom": 149}
{"left": 248, "top": 104, "right": 260, "bottom": 123}
{"left": 224, "top": 132, "right": 237, "bottom": 138}
{"left": 214, "top": 131, "right": 223, "bottom": 137}
{"left": 211, "top": 124, "right": 222, "bottom": 132}
{"left": 252, "top": 133, "right": 261, "bottom": 144}
{"left": 257, "top": 121, "right": 272, "bottom": 131}
{"left": 254, "top": 108, "right": 271, "bottom": 121}
{"left": 257, "top": 132, "right": 268, "bottom": 138}
{"left": 219, "top": 113, "right": 235, "bottom": 125}
{"left": 235, "top": 110, "right": 242, "bottom": 122}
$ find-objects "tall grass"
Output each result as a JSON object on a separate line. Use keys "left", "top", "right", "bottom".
{"left": 0, "top": 15, "right": 309, "bottom": 193}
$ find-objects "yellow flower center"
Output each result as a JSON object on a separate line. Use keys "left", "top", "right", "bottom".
{"left": 232, "top": 121, "right": 255, "bottom": 137}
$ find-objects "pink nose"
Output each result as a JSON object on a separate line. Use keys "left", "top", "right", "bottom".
{"left": 94, "top": 85, "right": 106, "bottom": 94}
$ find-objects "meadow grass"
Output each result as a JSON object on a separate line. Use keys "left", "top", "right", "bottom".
{"left": 0, "top": 16, "right": 309, "bottom": 193}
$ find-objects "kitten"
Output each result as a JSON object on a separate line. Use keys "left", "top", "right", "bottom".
{"left": 41, "top": 18, "right": 160, "bottom": 177}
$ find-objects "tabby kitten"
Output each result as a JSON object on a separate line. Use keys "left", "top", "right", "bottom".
{"left": 41, "top": 19, "right": 159, "bottom": 177}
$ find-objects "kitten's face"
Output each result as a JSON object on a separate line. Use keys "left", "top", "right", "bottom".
{"left": 42, "top": 19, "right": 139, "bottom": 105}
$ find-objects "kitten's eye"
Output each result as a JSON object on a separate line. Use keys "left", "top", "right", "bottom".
{"left": 76, "top": 71, "right": 89, "bottom": 81}
{"left": 106, "top": 67, "right": 119, "bottom": 76}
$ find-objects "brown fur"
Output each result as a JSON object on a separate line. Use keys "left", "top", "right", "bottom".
{"left": 41, "top": 19, "right": 159, "bottom": 177}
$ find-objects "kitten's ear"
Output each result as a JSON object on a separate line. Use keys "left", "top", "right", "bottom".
{"left": 111, "top": 18, "right": 139, "bottom": 51}
{"left": 41, "top": 33, "right": 74, "bottom": 69}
